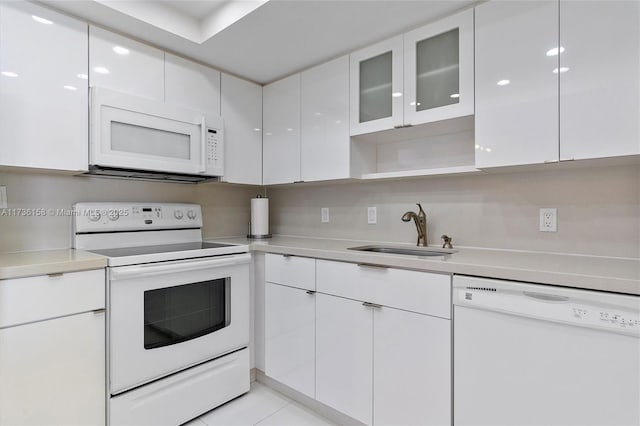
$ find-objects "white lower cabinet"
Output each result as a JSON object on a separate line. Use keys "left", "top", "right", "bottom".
{"left": 265, "top": 282, "right": 316, "bottom": 398}
{"left": 0, "top": 269, "right": 106, "bottom": 425}
{"left": 316, "top": 293, "right": 373, "bottom": 425}
{"left": 373, "top": 307, "right": 451, "bottom": 426}
{"left": 0, "top": 311, "right": 105, "bottom": 425}
{"left": 264, "top": 257, "right": 452, "bottom": 425}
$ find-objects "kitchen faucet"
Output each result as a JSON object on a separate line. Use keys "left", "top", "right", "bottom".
{"left": 401, "top": 203, "right": 427, "bottom": 247}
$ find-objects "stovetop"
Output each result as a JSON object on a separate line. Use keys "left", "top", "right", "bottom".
{"left": 86, "top": 241, "right": 249, "bottom": 267}
{"left": 88, "top": 242, "right": 235, "bottom": 258}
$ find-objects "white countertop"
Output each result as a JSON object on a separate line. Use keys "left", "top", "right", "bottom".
{"left": 0, "top": 249, "right": 108, "bottom": 280}
{"left": 211, "top": 236, "right": 640, "bottom": 296}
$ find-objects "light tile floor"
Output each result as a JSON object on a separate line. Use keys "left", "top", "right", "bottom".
{"left": 185, "top": 382, "right": 336, "bottom": 426}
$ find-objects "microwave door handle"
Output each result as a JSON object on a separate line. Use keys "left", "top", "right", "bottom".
{"left": 199, "top": 116, "right": 207, "bottom": 173}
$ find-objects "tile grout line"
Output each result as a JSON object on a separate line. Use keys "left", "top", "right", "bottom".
{"left": 252, "top": 400, "right": 293, "bottom": 425}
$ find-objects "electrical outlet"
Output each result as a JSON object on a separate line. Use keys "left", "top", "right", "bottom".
{"left": 539, "top": 208, "right": 557, "bottom": 232}
{"left": 321, "top": 207, "right": 330, "bottom": 223}
{"left": 367, "top": 206, "right": 377, "bottom": 224}
{"left": 0, "top": 186, "right": 6, "bottom": 209}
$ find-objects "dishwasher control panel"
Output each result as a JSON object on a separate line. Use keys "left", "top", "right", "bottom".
{"left": 454, "top": 276, "right": 640, "bottom": 338}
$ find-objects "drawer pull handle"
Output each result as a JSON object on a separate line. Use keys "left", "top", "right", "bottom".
{"left": 362, "top": 302, "right": 382, "bottom": 309}
{"left": 93, "top": 308, "right": 106, "bottom": 314}
{"left": 47, "top": 273, "right": 64, "bottom": 278}
{"left": 306, "top": 290, "right": 316, "bottom": 295}
{"left": 357, "top": 263, "right": 388, "bottom": 269}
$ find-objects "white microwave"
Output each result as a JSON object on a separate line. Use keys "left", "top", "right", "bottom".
{"left": 89, "top": 87, "right": 223, "bottom": 182}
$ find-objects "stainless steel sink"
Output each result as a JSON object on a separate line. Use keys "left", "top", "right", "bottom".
{"left": 348, "top": 245, "right": 456, "bottom": 257}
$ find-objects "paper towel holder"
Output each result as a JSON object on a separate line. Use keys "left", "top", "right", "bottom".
{"left": 247, "top": 194, "right": 272, "bottom": 239}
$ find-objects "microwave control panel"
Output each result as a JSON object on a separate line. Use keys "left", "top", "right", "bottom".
{"left": 206, "top": 128, "right": 221, "bottom": 169}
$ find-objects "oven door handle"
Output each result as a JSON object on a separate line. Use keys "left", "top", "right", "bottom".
{"left": 110, "top": 253, "right": 251, "bottom": 280}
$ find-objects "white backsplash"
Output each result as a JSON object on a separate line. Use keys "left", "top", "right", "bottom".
{"left": 268, "top": 164, "right": 640, "bottom": 258}
{"left": 0, "top": 170, "right": 259, "bottom": 253}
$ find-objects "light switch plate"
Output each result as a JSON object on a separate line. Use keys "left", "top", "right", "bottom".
{"left": 0, "top": 186, "right": 6, "bottom": 209}
{"left": 367, "top": 207, "right": 377, "bottom": 224}
{"left": 321, "top": 207, "right": 329, "bottom": 223}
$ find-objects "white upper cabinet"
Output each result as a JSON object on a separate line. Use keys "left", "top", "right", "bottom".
{"left": 474, "top": 1, "right": 559, "bottom": 168}
{"left": 89, "top": 26, "right": 164, "bottom": 101}
{"left": 165, "top": 53, "right": 221, "bottom": 114}
{"left": 559, "top": 1, "right": 640, "bottom": 160}
{"left": 404, "top": 9, "right": 474, "bottom": 126}
{"left": 220, "top": 73, "right": 263, "bottom": 185}
{"left": 350, "top": 35, "right": 404, "bottom": 136}
{"left": 263, "top": 74, "right": 301, "bottom": 185}
{"left": 0, "top": 1, "right": 88, "bottom": 171}
{"left": 301, "top": 55, "right": 350, "bottom": 182}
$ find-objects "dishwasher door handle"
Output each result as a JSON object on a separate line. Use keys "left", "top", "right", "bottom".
{"left": 523, "top": 291, "right": 570, "bottom": 303}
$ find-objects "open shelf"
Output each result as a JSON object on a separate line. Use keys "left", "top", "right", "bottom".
{"left": 351, "top": 115, "right": 476, "bottom": 180}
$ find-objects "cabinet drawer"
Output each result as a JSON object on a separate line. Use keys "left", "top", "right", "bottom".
{"left": 317, "top": 260, "right": 451, "bottom": 318}
{"left": 0, "top": 269, "right": 105, "bottom": 328}
{"left": 265, "top": 254, "right": 315, "bottom": 291}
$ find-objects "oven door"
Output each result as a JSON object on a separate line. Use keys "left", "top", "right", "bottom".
{"left": 108, "top": 253, "right": 250, "bottom": 394}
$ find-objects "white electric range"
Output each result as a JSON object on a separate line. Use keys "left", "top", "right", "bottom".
{"left": 73, "top": 202, "right": 251, "bottom": 426}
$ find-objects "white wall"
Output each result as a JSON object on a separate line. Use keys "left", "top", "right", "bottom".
{"left": 0, "top": 170, "right": 259, "bottom": 252}
{"left": 268, "top": 164, "right": 640, "bottom": 258}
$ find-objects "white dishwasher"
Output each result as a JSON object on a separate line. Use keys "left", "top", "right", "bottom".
{"left": 453, "top": 275, "right": 640, "bottom": 426}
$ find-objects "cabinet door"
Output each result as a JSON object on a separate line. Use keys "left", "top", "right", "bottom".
{"left": 265, "top": 283, "right": 315, "bottom": 398}
{"left": 263, "top": 74, "right": 301, "bottom": 184}
{"left": 89, "top": 26, "right": 164, "bottom": 101}
{"left": 475, "top": 1, "right": 559, "bottom": 168}
{"left": 0, "top": 312, "right": 105, "bottom": 425}
{"left": 301, "top": 55, "right": 350, "bottom": 181}
{"left": 0, "top": 2, "right": 88, "bottom": 171}
{"left": 220, "top": 73, "right": 263, "bottom": 185}
{"left": 404, "top": 9, "right": 474, "bottom": 126}
{"left": 560, "top": 1, "right": 640, "bottom": 160}
{"left": 165, "top": 53, "right": 221, "bottom": 114}
{"left": 316, "top": 294, "right": 373, "bottom": 425}
{"left": 373, "top": 307, "right": 451, "bottom": 426}
{"left": 350, "top": 35, "right": 404, "bottom": 136}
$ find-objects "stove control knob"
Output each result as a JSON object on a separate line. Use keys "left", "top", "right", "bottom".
{"left": 88, "top": 211, "right": 101, "bottom": 222}
{"left": 108, "top": 210, "right": 120, "bottom": 221}
{"left": 187, "top": 210, "right": 197, "bottom": 220}
{"left": 174, "top": 210, "right": 184, "bottom": 220}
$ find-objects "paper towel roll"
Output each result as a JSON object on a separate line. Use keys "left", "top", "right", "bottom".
{"left": 250, "top": 197, "right": 270, "bottom": 238}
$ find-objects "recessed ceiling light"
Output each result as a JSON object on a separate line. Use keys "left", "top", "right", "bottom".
{"left": 93, "top": 66, "right": 110, "bottom": 75}
{"left": 450, "top": 93, "right": 460, "bottom": 98}
{"left": 486, "top": 148, "right": 492, "bottom": 152}
{"left": 32, "top": 15, "right": 53, "bottom": 25}
{"left": 265, "top": 132, "right": 272, "bottom": 136}
{"left": 546, "top": 46, "right": 565, "bottom": 57}
{"left": 392, "top": 92, "right": 403, "bottom": 98}
{"left": 63, "top": 85, "right": 78, "bottom": 91}
{"left": 113, "top": 46, "right": 130, "bottom": 55}
{"left": 286, "top": 128, "right": 294, "bottom": 132}
{"left": 497, "top": 79, "right": 511, "bottom": 86}
{"left": 553, "top": 67, "right": 570, "bottom": 74}
{"left": 77, "top": 73, "right": 88, "bottom": 80}
{"left": 1, "top": 71, "right": 18, "bottom": 78}
{"left": 253, "top": 128, "right": 261, "bottom": 132}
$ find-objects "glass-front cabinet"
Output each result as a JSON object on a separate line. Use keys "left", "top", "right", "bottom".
{"left": 349, "top": 9, "right": 474, "bottom": 136}
{"left": 349, "top": 35, "right": 403, "bottom": 135}
{"left": 404, "top": 8, "right": 474, "bottom": 126}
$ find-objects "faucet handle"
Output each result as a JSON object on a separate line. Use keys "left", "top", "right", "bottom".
{"left": 441, "top": 234, "right": 453, "bottom": 249}
{"left": 416, "top": 203, "right": 425, "bottom": 215}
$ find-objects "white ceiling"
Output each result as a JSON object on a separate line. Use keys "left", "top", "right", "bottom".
{"left": 43, "top": 0, "right": 475, "bottom": 84}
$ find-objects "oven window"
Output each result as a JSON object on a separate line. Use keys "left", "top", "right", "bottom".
{"left": 144, "top": 278, "right": 229, "bottom": 350}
